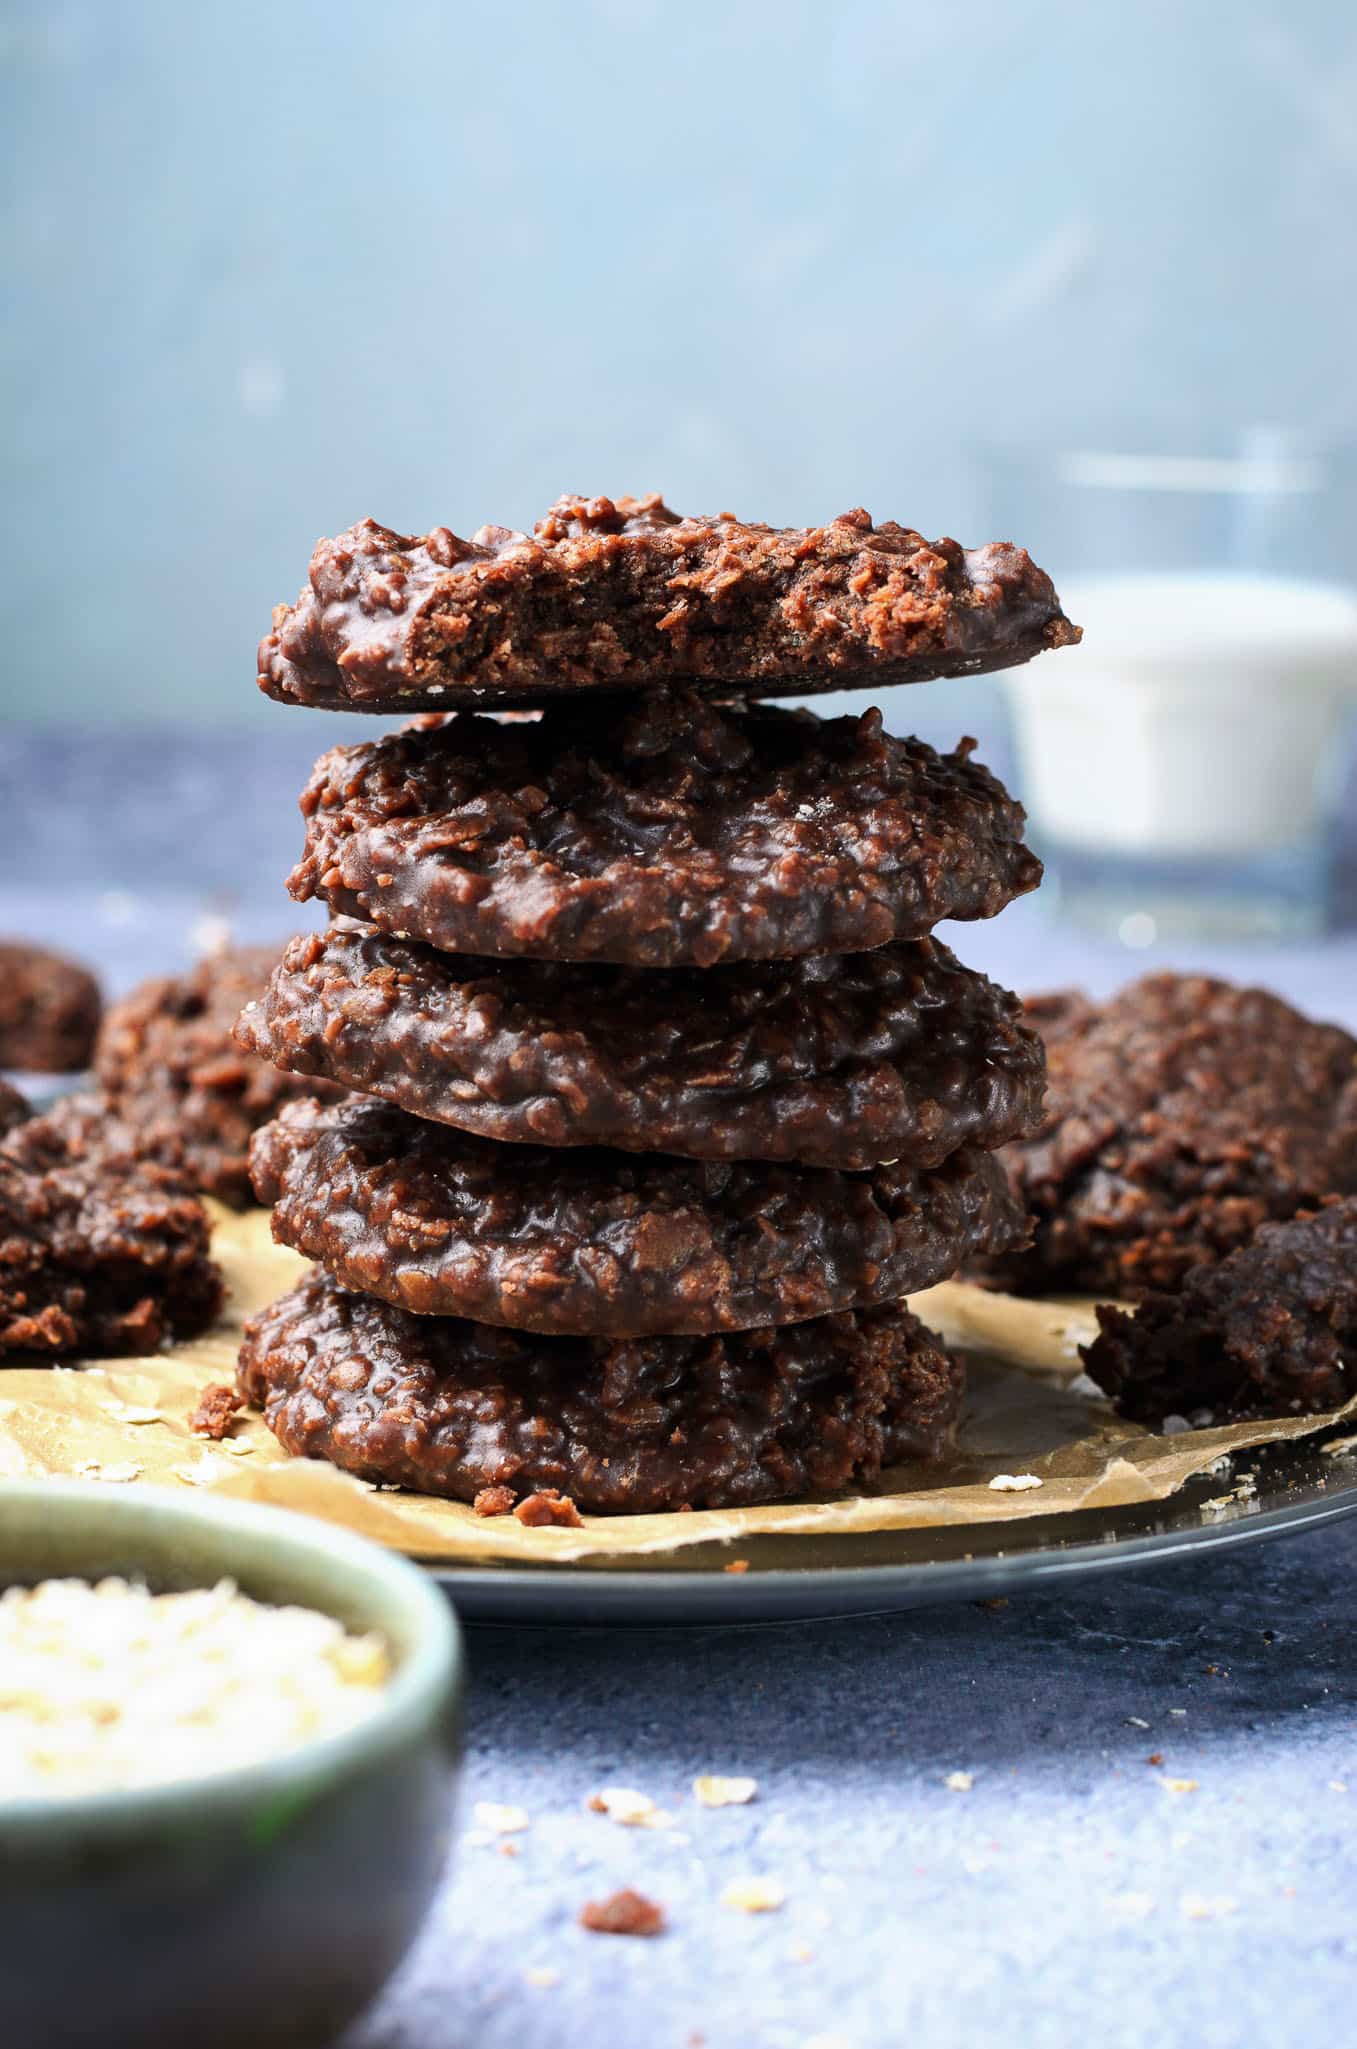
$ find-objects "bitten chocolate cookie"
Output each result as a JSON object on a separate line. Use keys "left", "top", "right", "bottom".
{"left": 260, "top": 497, "right": 1078, "bottom": 714}
{"left": 288, "top": 695, "right": 1041, "bottom": 967}
{"left": 251, "top": 1097, "right": 1027, "bottom": 1338}
{"left": 1082, "top": 1198, "right": 1357, "bottom": 1423}
{"left": 0, "top": 1106, "right": 222, "bottom": 1358}
{"left": 979, "top": 973, "right": 1357, "bottom": 1298}
{"left": 237, "top": 1267, "right": 965, "bottom": 1513}
{"left": 237, "top": 924, "right": 1045, "bottom": 1170}
{"left": 94, "top": 945, "right": 344, "bottom": 1207}
{"left": 0, "top": 942, "right": 101, "bottom": 1073}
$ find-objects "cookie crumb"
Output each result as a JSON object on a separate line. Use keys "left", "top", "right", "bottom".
{"left": 523, "top": 1966, "right": 560, "bottom": 1988}
{"left": 188, "top": 1383, "right": 244, "bottom": 1440}
{"left": 1161, "top": 1778, "right": 1198, "bottom": 1795}
{"left": 514, "top": 1489, "right": 584, "bottom": 1529}
{"left": 579, "top": 1888, "right": 666, "bottom": 1937}
{"left": 1180, "top": 1893, "right": 1237, "bottom": 1920}
{"left": 724, "top": 1558, "right": 750, "bottom": 1574}
{"left": 473, "top": 1485, "right": 516, "bottom": 1518}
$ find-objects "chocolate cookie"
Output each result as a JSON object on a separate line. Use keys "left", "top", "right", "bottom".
{"left": 237, "top": 1267, "right": 964, "bottom": 1512}
{"left": 0, "top": 1107, "right": 222, "bottom": 1358}
{"left": 1082, "top": 1198, "right": 1357, "bottom": 1423}
{"left": 94, "top": 945, "right": 344, "bottom": 1207}
{"left": 0, "top": 942, "right": 101, "bottom": 1072}
{"left": 979, "top": 974, "right": 1357, "bottom": 1298}
{"left": 237, "top": 924, "right": 1045, "bottom": 1170}
{"left": 250, "top": 1097, "right": 1027, "bottom": 1338}
{"left": 0, "top": 1082, "right": 29, "bottom": 1139}
{"left": 288, "top": 695, "right": 1041, "bottom": 967}
{"left": 260, "top": 497, "right": 1078, "bottom": 714}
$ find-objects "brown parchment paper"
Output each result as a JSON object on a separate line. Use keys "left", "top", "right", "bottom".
{"left": 0, "top": 1205, "right": 1351, "bottom": 1566}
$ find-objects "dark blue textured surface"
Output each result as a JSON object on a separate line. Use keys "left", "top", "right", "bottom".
{"left": 353, "top": 1527, "right": 1357, "bottom": 2049}
{"left": 8, "top": 732, "right": 1356, "bottom": 2048}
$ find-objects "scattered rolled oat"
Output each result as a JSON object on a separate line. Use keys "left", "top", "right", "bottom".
{"left": 74, "top": 1461, "right": 143, "bottom": 1484}
{"left": 472, "top": 1800, "right": 530, "bottom": 1834}
{"left": 693, "top": 1774, "right": 758, "bottom": 1808}
{"left": 514, "top": 1489, "right": 584, "bottom": 1529}
{"left": 943, "top": 1770, "right": 974, "bottom": 1792}
{"left": 587, "top": 1785, "right": 674, "bottom": 1828}
{"left": 1180, "top": 1893, "right": 1237, "bottom": 1920}
{"left": 1126, "top": 1716, "right": 1150, "bottom": 1729}
{"left": 579, "top": 1888, "right": 666, "bottom": 1937}
{"left": 188, "top": 1384, "right": 244, "bottom": 1440}
{"left": 474, "top": 1485, "right": 516, "bottom": 1518}
{"left": 1161, "top": 1778, "right": 1198, "bottom": 1795}
{"left": 987, "top": 1473, "right": 1042, "bottom": 1492}
{"left": 720, "top": 1877, "right": 786, "bottom": 1913}
{"left": 102, "top": 1402, "right": 164, "bottom": 1426}
{"left": 523, "top": 1966, "right": 560, "bottom": 1988}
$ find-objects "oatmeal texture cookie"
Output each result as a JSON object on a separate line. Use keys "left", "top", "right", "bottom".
{"left": 237, "top": 923, "right": 1045, "bottom": 1170}
{"left": 0, "top": 942, "right": 101, "bottom": 1073}
{"left": 260, "top": 497, "right": 1079, "bottom": 713}
{"left": 250, "top": 1096, "right": 1028, "bottom": 1338}
{"left": 0, "top": 1103, "right": 222, "bottom": 1357}
{"left": 1083, "top": 1197, "right": 1357, "bottom": 1422}
{"left": 287, "top": 695, "right": 1041, "bottom": 967}
{"left": 237, "top": 1267, "right": 964, "bottom": 1513}
{"left": 94, "top": 944, "right": 344, "bottom": 1206}
{"left": 980, "top": 973, "right": 1357, "bottom": 1298}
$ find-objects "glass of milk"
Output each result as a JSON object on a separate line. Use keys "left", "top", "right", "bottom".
{"left": 989, "top": 441, "right": 1357, "bottom": 942}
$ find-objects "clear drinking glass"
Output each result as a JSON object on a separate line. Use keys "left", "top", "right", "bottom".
{"left": 985, "top": 433, "right": 1357, "bottom": 943}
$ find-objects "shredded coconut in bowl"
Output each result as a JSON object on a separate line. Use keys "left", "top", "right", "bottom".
{"left": 0, "top": 1576, "right": 391, "bottom": 1801}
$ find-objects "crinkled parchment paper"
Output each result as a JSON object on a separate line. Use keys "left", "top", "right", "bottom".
{"left": 0, "top": 1206, "right": 1350, "bottom": 1565}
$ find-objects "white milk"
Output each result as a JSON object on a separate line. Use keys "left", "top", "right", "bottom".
{"left": 1005, "top": 574, "right": 1357, "bottom": 857}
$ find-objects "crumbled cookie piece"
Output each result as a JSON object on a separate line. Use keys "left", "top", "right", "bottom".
{"left": 579, "top": 1888, "right": 667, "bottom": 1937}
{"left": 514, "top": 1489, "right": 584, "bottom": 1530}
{"left": 189, "top": 1383, "right": 244, "bottom": 1440}
{"left": 473, "top": 1485, "right": 516, "bottom": 1518}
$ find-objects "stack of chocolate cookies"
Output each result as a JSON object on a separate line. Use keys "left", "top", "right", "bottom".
{"left": 235, "top": 497, "right": 1078, "bottom": 1515}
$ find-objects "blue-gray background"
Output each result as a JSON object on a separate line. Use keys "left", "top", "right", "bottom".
{"left": 4, "top": 0, "right": 1357, "bottom": 732}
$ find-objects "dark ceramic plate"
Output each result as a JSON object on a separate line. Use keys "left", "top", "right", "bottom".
{"left": 430, "top": 1426, "right": 1357, "bottom": 1626}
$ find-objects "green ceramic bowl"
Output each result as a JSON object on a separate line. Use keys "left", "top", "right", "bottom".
{"left": 0, "top": 1481, "right": 463, "bottom": 2049}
